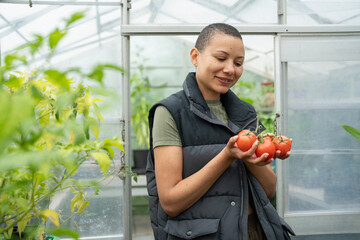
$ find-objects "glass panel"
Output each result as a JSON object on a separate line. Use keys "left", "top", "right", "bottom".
{"left": 288, "top": 108, "right": 360, "bottom": 150}
{"left": 287, "top": 0, "right": 360, "bottom": 25}
{"left": 286, "top": 153, "right": 360, "bottom": 212}
{"left": 286, "top": 60, "right": 360, "bottom": 216}
{"left": 0, "top": 5, "right": 121, "bottom": 57}
{"left": 131, "top": 0, "right": 277, "bottom": 24}
{"left": 287, "top": 61, "right": 360, "bottom": 150}
{"left": 50, "top": 161, "right": 124, "bottom": 239}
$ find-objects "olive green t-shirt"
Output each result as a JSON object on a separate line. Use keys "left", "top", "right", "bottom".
{"left": 152, "top": 98, "right": 228, "bottom": 148}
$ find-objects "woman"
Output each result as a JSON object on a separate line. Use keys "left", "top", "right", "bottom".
{"left": 146, "top": 23, "right": 295, "bottom": 240}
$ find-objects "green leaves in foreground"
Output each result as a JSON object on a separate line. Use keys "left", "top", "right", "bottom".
{"left": 0, "top": 10, "right": 128, "bottom": 240}
{"left": 341, "top": 125, "right": 360, "bottom": 141}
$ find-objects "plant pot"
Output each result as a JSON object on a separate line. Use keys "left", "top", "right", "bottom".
{"left": 132, "top": 149, "right": 149, "bottom": 175}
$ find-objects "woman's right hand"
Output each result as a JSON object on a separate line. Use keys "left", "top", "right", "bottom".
{"left": 224, "top": 135, "right": 272, "bottom": 166}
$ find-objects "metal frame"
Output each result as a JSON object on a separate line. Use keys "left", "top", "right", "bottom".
{"left": 0, "top": 0, "right": 121, "bottom": 6}
{"left": 120, "top": 24, "right": 360, "bottom": 36}
{"left": 121, "top": 1, "right": 132, "bottom": 239}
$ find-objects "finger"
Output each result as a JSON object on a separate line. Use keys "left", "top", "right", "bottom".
{"left": 278, "top": 151, "right": 291, "bottom": 160}
{"left": 228, "top": 135, "right": 238, "bottom": 148}
{"left": 230, "top": 135, "right": 238, "bottom": 144}
{"left": 252, "top": 153, "right": 268, "bottom": 165}
{"left": 247, "top": 140, "right": 259, "bottom": 153}
{"left": 263, "top": 156, "right": 275, "bottom": 165}
{"left": 263, "top": 158, "right": 274, "bottom": 165}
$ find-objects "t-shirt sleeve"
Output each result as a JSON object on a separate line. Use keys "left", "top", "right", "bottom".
{"left": 152, "top": 105, "right": 182, "bottom": 149}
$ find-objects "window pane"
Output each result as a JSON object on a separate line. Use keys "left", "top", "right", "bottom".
{"left": 287, "top": 61, "right": 360, "bottom": 150}
{"left": 131, "top": 0, "right": 277, "bottom": 24}
{"left": 286, "top": 60, "right": 360, "bottom": 215}
{"left": 51, "top": 161, "right": 124, "bottom": 238}
{"left": 287, "top": 0, "right": 360, "bottom": 25}
{"left": 286, "top": 153, "right": 360, "bottom": 212}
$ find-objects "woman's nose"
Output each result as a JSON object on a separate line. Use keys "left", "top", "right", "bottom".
{"left": 223, "top": 61, "right": 234, "bottom": 75}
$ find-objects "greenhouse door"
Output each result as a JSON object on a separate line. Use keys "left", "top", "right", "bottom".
{"left": 275, "top": 34, "right": 360, "bottom": 237}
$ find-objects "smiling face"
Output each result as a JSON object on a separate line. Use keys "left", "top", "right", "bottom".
{"left": 190, "top": 32, "right": 245, "bottom": 100}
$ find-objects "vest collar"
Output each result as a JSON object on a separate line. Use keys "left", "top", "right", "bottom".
{"left": 183, "top": 72, "right": 210, "bottom": 116}
{"left": 183, "top": 72, "right": 262, "bottom": 132}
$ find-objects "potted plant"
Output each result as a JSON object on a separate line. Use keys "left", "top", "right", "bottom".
{"left": 0, "top": 12, "right": 130, "bottom": 239}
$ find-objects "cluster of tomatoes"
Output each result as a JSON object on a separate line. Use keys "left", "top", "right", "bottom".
{"left": 236, "top": 130, "right": 292, "bottom": 161}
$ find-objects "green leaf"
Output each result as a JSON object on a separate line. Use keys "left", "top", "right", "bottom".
{"left": 70, "top": 191, "right": 89, "bottom": 214}
{"left": 239, "top": 97, "right": 254, "bottom": 105}
{"left": 40, "top": 209, "right": 59, "bottom": 227}
{"left": 49, "top": 28, "right": 66, "bottom": 50}
{"left": 28, "top": 34, "right": 44, "bottom": 55}
{"left": 61, "top": 157, "right": 78, "bottom": 177}
{"left": 50, "top": 228, "right": 79, "bottom": 240}
{"left": 5, "top": 74, "right": 24, "bottom": 89}
{"left": 91, "top": 152, "right": 110, "bottom": 175}
{"left": 44, "top": 69, "right": 70, "bottom": 90}
{"left": 87, "top": 117, "right": 99, "bottom": 139}
{"left": 341, "top": 125, "right": 360, "bottom": 141}
{"left": 39, "top": 109, "right": 50, "bottom": 126}
{"left": 17, "top": 212, "right": 31, "bottom": 236}
{"left": 103, "top": 64, "right": 125, "bottom": 74}
{"left": 103, "top": 146, "right": 115, "bottom": 159}
{"left": 65, "top": 11, "right": 86, "bottom": 28}
{"left": 87, "top": 64, "right": 105, "bottom": 83}
{"left": 0, "top": 93, "right": 34, "bottom": 151}
{"left": 72, "top": 129, "right": 86, "bottom": 146}
{"left": 30, "top": 84, "right": 45, "bottom": 100}
{"left": 104, "top": 138, "right": 124, "bottom": 152}
{"left": 4, "top": 54, "right": 27, "bottom": 67}
{"left": 15, "top": 198, "right": 28, "bottom": 211}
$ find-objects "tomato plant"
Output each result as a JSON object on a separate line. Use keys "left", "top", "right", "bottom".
{"left": 236, "top": 129, "right": 257, "bottom": 152}
{"left": 255, "top": 136, "right": 276, "bottom": 161}
{"left": 273, "top": 136, "right": 292, "bottom": 157}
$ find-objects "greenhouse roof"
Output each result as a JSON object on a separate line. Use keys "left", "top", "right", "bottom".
{"left": 0, "top": 0, "right": 359, "bottom": 81}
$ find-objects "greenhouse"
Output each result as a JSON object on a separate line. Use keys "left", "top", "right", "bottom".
{"left": 0, "top": 0, "right": 359, "bottom": 239}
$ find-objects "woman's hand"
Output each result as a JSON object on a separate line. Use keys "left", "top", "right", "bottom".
{"left": 224, "top": 135, "right": 272, "bottom": 166}
{"left": 275, "top": 150, "right": 291, "bottom": 160}
{"left": 225, "top": 135, "right": 277, "bottom": 198}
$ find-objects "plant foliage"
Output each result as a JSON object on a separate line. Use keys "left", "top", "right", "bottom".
{"left": 0, "top": 12, "right": 126, "bottom": 239}
{"left": 341, "top": 125, "right": 360, "bottom": 142}
{"left": 130, "top": 47, "right": 152, "bottom": 149}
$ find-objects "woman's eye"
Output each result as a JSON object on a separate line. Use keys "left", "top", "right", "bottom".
{"left": 217, "top": 57, "right": 225, "bottom": 61}
{"left": 235, "top": 63, "right": 242, "bottom": 67}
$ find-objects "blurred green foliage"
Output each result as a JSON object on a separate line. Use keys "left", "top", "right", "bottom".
{"left": 0, "top": 12, "right": 125, "bottom": 239}
{"left": 130, "top": 60, "right": 152, "bottom": 149}
{"left": 342, "top": 125, "right": 360, "bottom": 141}
{"left": 232, "top": 79, "right": 275, "bottom": 134}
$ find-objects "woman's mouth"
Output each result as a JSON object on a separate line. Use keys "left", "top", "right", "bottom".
{"left": 216, "top": 76, "right": 232, "bottom": 85}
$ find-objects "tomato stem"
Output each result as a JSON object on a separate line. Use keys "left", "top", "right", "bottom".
{"left": 274, "top": 113, "right": 280, "bottom": 136}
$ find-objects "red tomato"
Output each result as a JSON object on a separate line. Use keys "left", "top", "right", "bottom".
{"left": 260, "top": 133, "right": 275, "bottom": 141}
{"left": 255, "top": 137, "right": 276, "bottom": 161}
{"left": 236, "top": 130, "right": 257, "bottom": 152}
{"left": 273, "top": 135, "right": 292, "bottom": 157}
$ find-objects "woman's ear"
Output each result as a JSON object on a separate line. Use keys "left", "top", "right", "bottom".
{"left": 190, "top": 48, "right": 200, "bottom": 67}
